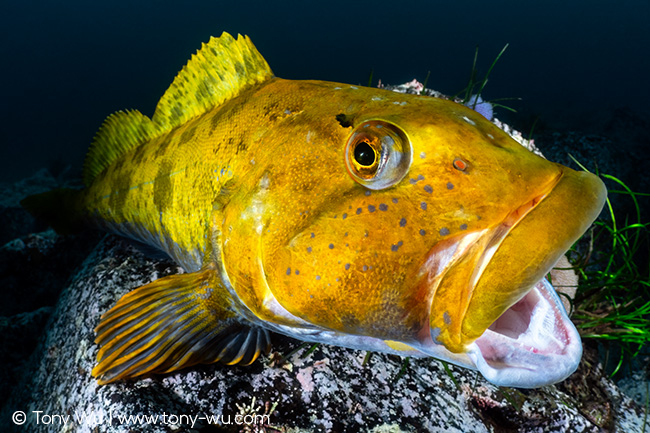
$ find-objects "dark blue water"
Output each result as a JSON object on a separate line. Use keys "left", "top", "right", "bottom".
{"left": 2, "top": 0, "right": 649, "bottom": 183}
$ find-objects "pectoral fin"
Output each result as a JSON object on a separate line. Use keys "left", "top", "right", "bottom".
{"left": 92, "top": 269, "right": 270, "bottom": 384}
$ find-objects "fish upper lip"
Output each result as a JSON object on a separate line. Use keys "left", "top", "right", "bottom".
{"left": 467, "top": 170, "right": 563, "bottom": 295}
{"left": 458, "top": 169, "right": 583, "bottom": 387}
{"left": 420, "top": 169, "right": 565, "bottom": 354}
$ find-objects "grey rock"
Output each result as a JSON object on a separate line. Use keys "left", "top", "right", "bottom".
{"left": 0, "top": 165, "right": 102, "bottom": 406}
{"left": 0, "top": 227, "right": 100, "bottom": 411}
{"left": 0, "top": 306, "right": 53, "bottom": 409}
{"left": 0, "top": 167, "right": 85, "bottom": 245}
{"left": 3, "top": 236, "right": 647, "bottom": 432}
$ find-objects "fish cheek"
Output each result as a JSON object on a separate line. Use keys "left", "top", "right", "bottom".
{"left": 270, "top": 220, "right": 425, "bottom": 341}
{"left": 263, "top": 226, "right": 357, "bottom": 332}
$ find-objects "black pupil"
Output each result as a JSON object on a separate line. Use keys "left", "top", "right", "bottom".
{"left": 354, "top": 141, "right": 376, "bottom": 166}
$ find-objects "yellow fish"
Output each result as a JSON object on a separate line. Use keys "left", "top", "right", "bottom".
{"left": 23, "top": 32, "right": 607, "bottom": 388}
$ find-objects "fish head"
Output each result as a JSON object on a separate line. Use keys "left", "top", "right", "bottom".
{"left": 221, "top": 80, "right": 606, "bottom": 387}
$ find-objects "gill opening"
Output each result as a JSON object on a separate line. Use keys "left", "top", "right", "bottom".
{"left": 421, "top": 230, "right": 487, "bottom": 345}
{"left": 255, "top": 235, "right": 313, "bottom": 328}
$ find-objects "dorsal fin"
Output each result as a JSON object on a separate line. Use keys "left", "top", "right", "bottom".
{"left": 82, "top": 32, "right": 273, "bottom": 186}
{"left": 83, "top": 110, "right": 158, "bottom": 185}
{"left": 152, "top": 32, "right": 273, "bottom": 131}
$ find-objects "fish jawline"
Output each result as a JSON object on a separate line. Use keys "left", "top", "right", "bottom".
{"left": 464, "top": 277, "right": 582, "bottom": 388}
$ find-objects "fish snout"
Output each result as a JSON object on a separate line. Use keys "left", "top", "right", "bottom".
{"left": 423, "top": 167, "right": 606, "bottom": 387}
{"left": 460, "top": 167, "right": 606, "bottom": 344}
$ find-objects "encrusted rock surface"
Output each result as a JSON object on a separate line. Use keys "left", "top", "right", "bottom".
{"left": 0, "top": 170, "right": 99, "bottom": 412}
{"left": 3, "top": 236, "right": 647, "bottom": 432}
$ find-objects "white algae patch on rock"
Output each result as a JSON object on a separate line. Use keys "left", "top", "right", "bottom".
{"left": 2, "top": 235, "right": 647, "bottom": 432}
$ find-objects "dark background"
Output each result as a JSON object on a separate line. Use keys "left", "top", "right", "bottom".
{"left": 2, "top": 0, "right": 649, "bottom": 183}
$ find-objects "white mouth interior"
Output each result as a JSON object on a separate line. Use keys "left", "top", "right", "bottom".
{"left": 466, "top": 277, "right": 582, "bottom": 388}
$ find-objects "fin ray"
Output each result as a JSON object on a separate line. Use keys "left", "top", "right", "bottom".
{"left": 83, "top": 110, "right": 158, "bottom": 185}
{"left": 112, "top": 319, "right": 209, "bottom": 379}
{"left": 96, "top": 299, "right": 197, "bottom": 361}
{"left": 93, "top": 269, "right": 271, "bottom": 384}
{"left": 151, "top": 32, "right": 273, "bottom": 131}
{"left": 95, "top": 291, "right": 193, "bottom": 344}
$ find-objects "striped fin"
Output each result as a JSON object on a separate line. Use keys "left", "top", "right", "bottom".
{"left": 92, "top": 269, "right": 271, "bottom": 384}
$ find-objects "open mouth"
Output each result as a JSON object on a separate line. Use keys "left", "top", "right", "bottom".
{"left": 421, "top": 166, "right": 608, "bottom": 387}
{"left": 456, "top": 175, "right": 584, "bottom": 388}
{"left": 442, "top": 185, "right": 584, "bottom": 388}
{"left": 466, "top": 275, "right": 582, "bottom": 388}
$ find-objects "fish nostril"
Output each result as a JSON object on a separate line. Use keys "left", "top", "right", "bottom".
{"left": 335, "top": 113, "right": 353, "bottom": 128}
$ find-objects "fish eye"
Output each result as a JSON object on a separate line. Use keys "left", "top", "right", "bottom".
{"left": 353, "top": 141, "right": 377, "bottom": 167}
{"left": 345, "top": 120, "right": 412, "bottom": 190}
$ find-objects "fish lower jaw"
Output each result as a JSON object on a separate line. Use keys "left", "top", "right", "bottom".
{"left": 466, "top": 277, "right": 582, "bottom": 388}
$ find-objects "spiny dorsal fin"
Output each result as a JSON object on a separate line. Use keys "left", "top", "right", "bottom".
{"left": 82, "top": 32, "right": 273, "bottom": 186}
{"left": 152, "top": 32, "right": 273, "bottom": 131}
{"left": 83, "top": 110, "right": 158, "bottom": 185}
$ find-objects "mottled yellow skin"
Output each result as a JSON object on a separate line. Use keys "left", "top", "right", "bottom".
{"left": 82, "top": 77, "right": 601, "bottom": 354}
